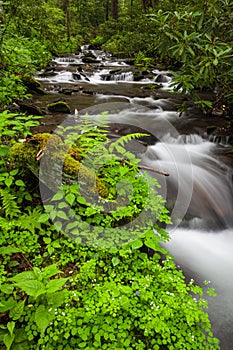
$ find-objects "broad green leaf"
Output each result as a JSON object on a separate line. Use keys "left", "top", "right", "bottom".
{"left": 0, "top": 298, "right": 16, "bottom": 313}
{"left": 7, "top": 322, "right": 15, "bottom": 337}
{"left": 14, "top": 280, "right": 46, "bottom": 299}
{"left": 47, "top": 291, "right": 65, "bottom": 308}
{"left": 38, "top": 213, "right": 49, "bottom": 223}
{"left": 5, "top": 177, "right": 13, "bottom": 187}
{"left": 65, "top": 193, "right": 75, "bottom": 206}
{"left": 9, "top": 300, "right": 25, "bottom": 321}
{"left": 4, "top": 333, "right": 15, "bottom": 350}
{"left": 131, "top": 239, "right": 143, "bottom": 250}
{"left": 0, "top": 247, "right": 21, "bottom": 256}
{"left": 46, "top": 278, "right": 68, "bottom": 293}
{"left": 11, "top": 271, "right": 36, "bottom": 283}
{"left": 42, "top": 264, "right": 62, "bottom": 280}
{"left": 15, "top": 180, "right": 25, "bottom": 187}
{"left": 51, "top": 191, "right": 64, "bottom": 201}
{"left": 34, "top": 305, "right": 50, "bottom": 334}
{"left": 56, "top": 210, "right": 69, "bottom": 220}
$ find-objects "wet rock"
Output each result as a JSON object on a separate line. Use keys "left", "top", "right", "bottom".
{"left": 47, "top": 101, "right": 71, "bottom": 113}
{"left": 14, "top": 100, "right": 44, "bottom": 116}
{"left": 154, "top": 74, "right": 170, "bottom": 83}
{"left": 22, "top": 77, "right": 47, "bottom": 95}
{"left": 72, "top": 72, "right": 90, "bottom": 81}
{"left": 82, "top": 56, "right": 100, "bottom": 64}
{"left": 109, "top": 123, "right": 157, "bottom": 145}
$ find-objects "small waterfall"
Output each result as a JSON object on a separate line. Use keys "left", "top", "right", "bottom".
{"left": 109, "top": 71, "right": 134, "bottom": 81}
{"left": 207, "top": 134, "right": 231, "bottom": 145}
{"left": 53, "top": 57, "right": 82, "bottom": 65}
{"left": 154, "top": 133, "right": 233, "bottom": 347}
{"left": 142, "top": 135, "right": 233, "bottom": 229}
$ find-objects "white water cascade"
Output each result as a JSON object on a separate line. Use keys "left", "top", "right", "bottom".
{"left": 142, "top": 134, "right": 233, "bottom": 349}
{"left": 34, "top": 46, "right": 233, "bottom": 348}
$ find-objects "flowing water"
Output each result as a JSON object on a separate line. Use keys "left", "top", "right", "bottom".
{"left": 34, "top": 46, "right": 233, "bottom": 349}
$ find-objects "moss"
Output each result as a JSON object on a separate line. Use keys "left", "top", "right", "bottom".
{"left": 9, "top": 142, "right": 39, "bottom": 165}
{"left": 47, "top": 101, "right": 71, "bottom": 113}
{"left": 68, "top": 147, "right": 82, "bottom": 161}
{"left": 9, "top": 133, "right": 108, "bottom": 197}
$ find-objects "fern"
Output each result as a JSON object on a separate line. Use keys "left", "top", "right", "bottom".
{"left": 109, "top": 133, "right": 149, "bottom": 154}
{"left": 14, "top": 208, "right": 43, "bottom": 233}
{"left": 0, "top": 188, "right": 21, "bottom": 219}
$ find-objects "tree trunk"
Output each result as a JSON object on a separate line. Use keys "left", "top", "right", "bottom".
{"left": 130, "top": 0, "right": 134, "bottom": 18}
{"left": 105, "top": 0, "right": 110, "bottom": 21}
{"left": 0, "top": 3, "right": 5, "bottom": 24}
{"left": 141, "top": 0, "right": 154, "bottom": 12}
{"left": 64, "top": 0, "right": 71, "bottom": 41}
{"left": 111, "top": 0, "right": 119, "bottom": 20}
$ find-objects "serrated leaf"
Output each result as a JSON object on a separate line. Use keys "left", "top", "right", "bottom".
{"left": 11, "top": 271, "right": 36, "bottom": 283}
{"left": 76, "top": 196, "right": 87, "bottom": 205}
{"left": 34, "top": 305, "right": 50, "bottom": 334}
{"left": 0, "top": 298, "right": 16, "bottom": 313}
{"left": 0, "top": 284, "right": 14, "bottom": 294}
{"left": 144, "top": 239, "right": 158, "bottom": 251}
{"left": 54, "top": 221, "right": 63, "bottom": 231}
{"left": 14, "top": 280, "right": 46, "bottom": 299}
{"left": 9, "top": 300, "right": 25, "bottom": 321}
{"left": 46, "top": 278, "right": 68, "bottom": 293}
{"left": 47, "top": 291, "right": 65, "bottom": 308}
{"left": 10, "top": 169, "right": 19, "bottom": 176}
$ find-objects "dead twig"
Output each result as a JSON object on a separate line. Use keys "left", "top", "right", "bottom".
{"left": 138, "top": 165, "right": 169, "bottom": 176}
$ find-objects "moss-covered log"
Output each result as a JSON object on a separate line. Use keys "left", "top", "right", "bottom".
{"left": 9, "top": 133, "right": 108, "bottom": 197}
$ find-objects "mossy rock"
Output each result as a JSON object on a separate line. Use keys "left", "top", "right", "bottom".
{"left": 9, "top": 133, "right": 108, "bottom": 197}
{"left": 15, "top": 100, "right": 44, "bottom": 116}
{"left": 47, "top": 101, "right": 71, "bottom": 113}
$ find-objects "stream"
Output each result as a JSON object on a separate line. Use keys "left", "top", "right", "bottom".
{"left": 32, "top": 46, "right": 233, "bottom": 349}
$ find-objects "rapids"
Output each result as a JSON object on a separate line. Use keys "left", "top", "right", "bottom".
{"left": 33, "top": 46, "right": 233, "bottom": 349}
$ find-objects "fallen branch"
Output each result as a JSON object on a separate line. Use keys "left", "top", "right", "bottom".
{"left": 138, "top": 165, "right": 169, "bottom": 176}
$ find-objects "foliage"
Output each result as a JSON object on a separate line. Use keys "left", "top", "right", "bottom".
{"left": 0, "top": 112, "right": 220, "bottom": 349}
{"left": 0, "top": 36, "right": 52, "bottom": 107}
{"left": 98, "top": 0, "right": 233, "bottom": 114}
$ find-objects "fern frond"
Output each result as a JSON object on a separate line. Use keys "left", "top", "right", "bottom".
{"left": 109, "top": 133, "right": 149, "bottom": 154}
{"left": 0, "top": 188, "right": 21, "bottom": 219}
{"left": 14, "top": 208, "right": 42, "bottom": 233}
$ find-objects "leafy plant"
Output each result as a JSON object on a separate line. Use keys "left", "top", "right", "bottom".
{"left": 0, "top": 265, "right": 68, "bottom": 349}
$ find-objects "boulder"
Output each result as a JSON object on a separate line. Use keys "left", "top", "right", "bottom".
{"left": 47, "top": 101, "right": 71, "bottom": 113}
{"left": 14, "top": 100, "right": 44, "bottom": 116}
{"left": 22, "top": 77, "right": 47, "bottom": 95}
